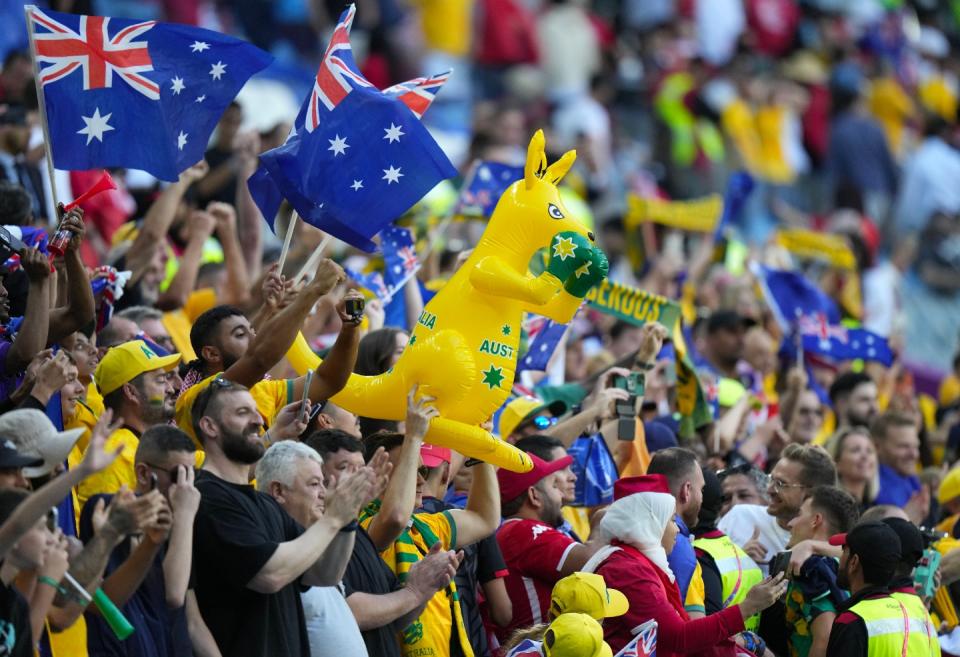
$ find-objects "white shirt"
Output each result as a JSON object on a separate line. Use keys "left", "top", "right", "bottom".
{"left": 301, "top": 584, "right": 368, "bottom": 657}
{"left": 717, "top": 504, "right": 790, "bottom": 575}
{"left": 894, "top": 137, "right": 960, "bottom": 237}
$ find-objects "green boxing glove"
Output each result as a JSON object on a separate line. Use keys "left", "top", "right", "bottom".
{"left": 564, "top": 246, "right": 609, "bottom": 298}
{"left": 546, "top": 231, "right": 593, "bottom": 282}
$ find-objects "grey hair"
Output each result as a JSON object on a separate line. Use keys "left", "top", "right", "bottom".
{"left": 116, "top": 305, "right": 164, "bottom": 325}
{"left": 255, "top": 442, "right": 323, "bottom": 491}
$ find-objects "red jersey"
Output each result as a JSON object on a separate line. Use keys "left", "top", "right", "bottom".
{"left": 595, "top": 543, "right": 744, "bottom": 657}
{"left": 495, "top": 518, "right": 579, "bottom": 641}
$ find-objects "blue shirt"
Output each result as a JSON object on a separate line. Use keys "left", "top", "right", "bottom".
{"left": 668, "top": 515, "right": 697, "bottom": 599}
{"left": 875, "top": 463, "right": 921, "bottom": 507}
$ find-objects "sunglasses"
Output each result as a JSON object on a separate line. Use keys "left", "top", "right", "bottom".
{"left": 717, "top": 462, "right": 753, "bottom": 480}
{"left": 529, "top": 415, "right": 558, "bottom": 430}
{"left": 192, "top": 377, "right": 237, "bottom": 421}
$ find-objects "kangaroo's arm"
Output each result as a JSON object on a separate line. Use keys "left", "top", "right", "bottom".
{"left": 526, "top": 287, "right": 584, "bottom": 323}
{"left": 469, "top": 256, "right": 562, "bottom": 305}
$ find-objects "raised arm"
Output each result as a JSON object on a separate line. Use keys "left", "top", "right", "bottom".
{"left": 47, "top": 209, "right": 95, "bottom": 343}
{"left": 250, "top": 465, "right": 375, "bottom": 592}
{"left": 126, "top": 161, "right": 209, "bottom": 284}
{"left": 156, "top": 209, "right": 216, "bottom": 310}
{"left": 0, "top": 411, "right": 121, "bottom": 561}
{"left": 365, "top": 391, "right": 434, "bottom": 551}
{"left": 222, "top": 258, "right": 344, "bottom": 388}
{"left": 233, "top": 131, "right": 263, "bottom": 280}
{"left": 209, "top": 202, "right": 251, "bottom": 307}
{"left": 164, "top": 464, "right": 201, "bottom": 608}
{"left": 291, "top": 290, "right": 363, "bottom": 403}
{"left": 6, "top": 248, "right": 51, "bottom": 374}
{"left": 448, "top": 463, "right": 499, "bottom": 548}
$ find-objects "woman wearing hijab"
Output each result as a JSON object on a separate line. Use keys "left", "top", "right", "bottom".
{"left": 584, "top": 476, "right": 787, "bottom": 656}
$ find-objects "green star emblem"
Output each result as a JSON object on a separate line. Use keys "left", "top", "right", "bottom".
{"left": 501, "top": 325, "right": 511, "bottom": 336}
{"left": 480, "top": 365, "right": 505, "bottom": 390}
{"left": 409, "top": 334, "right": 417, "bottom": 345}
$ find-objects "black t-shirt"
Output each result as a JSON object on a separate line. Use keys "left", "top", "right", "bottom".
{"left": 342, "top": 527, "right": 403, "bottom": 657}
{"left": 0, "top": 577, "right": 32, "bottom": 657}
{"left": 79, "top": 494, "right": 191, "bottom": 657}
{"left": 192, "top": 470, "right": 309, "bottom": 657}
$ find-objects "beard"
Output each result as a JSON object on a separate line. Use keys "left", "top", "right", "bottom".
{"left": 140, "top": 395, "right": 174, "bottom": 426}
{"left": 540, "top": 494, "right": 564, "bottom": 528}
{"left": 220, "top": 421, "right": 265, "bottom": 464}
{"left": 837, "top": 561, "right": 850, "bottom": 590}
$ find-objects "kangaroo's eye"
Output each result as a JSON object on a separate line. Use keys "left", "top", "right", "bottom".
{"left": 548, "top": 203, "right": 564, "bottom": 220}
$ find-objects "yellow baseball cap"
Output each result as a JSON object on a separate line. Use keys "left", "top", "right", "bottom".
{"left": 543, "top": 613, "right": 612, "bottom": 657}
{"left": 94, "top": 340, "right": 181, "bottom": 395}
{"left": 940, "top": 466, "right": 960, "bottom": 505}
{"left": 551, "top": 572, "right": 629, "bottom": 620}
{"left": 499, "top": 396, "right": 567, "bottom": 438}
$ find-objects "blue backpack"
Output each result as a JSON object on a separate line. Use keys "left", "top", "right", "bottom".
{"left": 567, "top": 432, "right": 618, "bottom": 507}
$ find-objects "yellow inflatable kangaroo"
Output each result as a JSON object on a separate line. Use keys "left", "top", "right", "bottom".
{"left": 288, "top": 130, "right": 609, "bottom": 472}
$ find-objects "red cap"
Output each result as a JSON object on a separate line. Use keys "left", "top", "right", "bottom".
{"left": 421, "top": 444, "right": 451, "bottom": 468}
{"left": 614, "top": 474, "right": 670, "bottom": 500}
{"left": 828, "top": 533, "right": 847, "bottom": 546}
{"left": 498, "top": 453, "right": 574, "bottom": 502}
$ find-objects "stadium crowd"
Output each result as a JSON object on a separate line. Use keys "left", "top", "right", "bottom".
{"left": 6, "top": 0, "right": 960, "bottom": 657}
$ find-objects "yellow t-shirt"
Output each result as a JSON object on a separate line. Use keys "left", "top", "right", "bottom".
{"left": 174, "top": 373, "right": 294, "bottom": 448}
{"left": 162, "top": 288, "right": 218, "bottom": 362}
{"left": 684, "top": 561, "right": 706, "bottom": 615}
{"left": 411, "top": 0, "right": 473, "bottom": 57}
{"left": 561, "top": 506, "right": 592, "bottom": 541}
{"left": 360, "top": 507, "right": 473, "bottom": 657}
{"left": 66, "top": 398, "right": 101, "bottom": 526}
{"left": 75, "top": 428, "right": 139, "bottom": 510}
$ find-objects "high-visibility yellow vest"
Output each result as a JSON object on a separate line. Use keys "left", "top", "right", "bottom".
{"left": 849, "top": 594, "right": 940, "bottom": 657}
{"left": 693, "top": 533, "right": 763, "bottom": 630}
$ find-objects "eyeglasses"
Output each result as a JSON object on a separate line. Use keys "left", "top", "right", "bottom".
{"left": 770, "top": 477, "right": 807, "bottom": 493}
{"left": 796, "top": 407, "right": 823, "bottom": 417}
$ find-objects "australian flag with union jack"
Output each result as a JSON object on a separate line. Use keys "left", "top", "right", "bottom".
{"left": 248, "top": 4, "right": 457, "bottom": 252}
{"left": 28, "top": 6, "right": 272, "bottom": 181}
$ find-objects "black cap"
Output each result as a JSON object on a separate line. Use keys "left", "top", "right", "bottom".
{"left": 706, "top": 310, "right": 755, "bottom": 335}
{"left": 881, "top": 518, "right": 924, "bottom": 567}
{"left": 0, "top": 440, "right": 43, "bottom": 469}
{"left": 830, "top": 522, "right": 902, "bottom": 574}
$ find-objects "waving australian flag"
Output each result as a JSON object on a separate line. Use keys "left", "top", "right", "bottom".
{"left": 248, "top": 4, "right": 457, "bottom": 252}
{"left": 454, "top": 160, "right": 524, "bottom": 219}
{"left": 28, "top": 6, "right": 272, "bottom": 181}
{"left": 518, "top": 319, "right": 568, "bottom": 373}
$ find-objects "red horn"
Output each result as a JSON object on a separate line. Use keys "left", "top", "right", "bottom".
{"left": 63, "top": 172, "right": 118, "bottom": 211}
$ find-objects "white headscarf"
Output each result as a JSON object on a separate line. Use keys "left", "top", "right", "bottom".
{"left": 583, "top": 492, "right": 677, "bottom": 582}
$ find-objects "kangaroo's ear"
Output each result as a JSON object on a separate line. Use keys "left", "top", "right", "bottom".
{"left": 544, "top": 150, "right": 576, "bottom": 186}
{"left": 524, "top": 130, "right": 547, "bottom": 190}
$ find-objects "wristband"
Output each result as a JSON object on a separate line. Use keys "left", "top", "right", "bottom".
{"left": 38, "top": 576, "right": 64, "bottom": 593}
{"left": 340, "top": 520, "right": 359, "bottom": 533}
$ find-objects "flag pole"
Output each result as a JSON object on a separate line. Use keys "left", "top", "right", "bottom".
{"left": 23, "top": 5, "right": 61, "bottom": 217}
{"left": 294, "top": 234, "right": 333, "bottom": 284}
{"left": 421, "top": 159, "right": 479, "bottom": 264}
{"left": 277, "top": 209, "right": 298, "bottom": 276}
